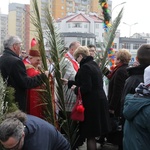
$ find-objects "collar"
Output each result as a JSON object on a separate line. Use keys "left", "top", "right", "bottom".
{"left": 67, "top": 52, "right": 76, "bottom": 61}
{"left": 4, "top": 48, "right": 19, "bottom": 58}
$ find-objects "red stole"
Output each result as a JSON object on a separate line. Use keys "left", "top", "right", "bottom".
{"left": 64, "top": 53, "right": 79, "bottom": 72}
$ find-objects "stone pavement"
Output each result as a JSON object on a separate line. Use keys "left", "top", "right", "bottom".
{"left": 77, "top": 142, "right": 118, "bottom": 150}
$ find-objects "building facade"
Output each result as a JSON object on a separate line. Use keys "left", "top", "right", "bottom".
{"left": 56, "top": 12, "right": 104, "bottom": 47}
{"left": 8, "top": 3, "right": 30, "bottom": 52}
{"left": 118, "top": 37, "right": 147, "bottom": 62}
{"left": 0, "top": 14, "right": 8, "bottom": 53}
{"left": 52, "top": 0, "right": 103, "bottom": 19}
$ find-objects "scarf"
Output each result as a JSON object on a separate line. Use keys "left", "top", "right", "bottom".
{"left": 107, "top": 63, "right": 123, "bottom": 79}
{"left": 64, "top": 53, "right": 79, "bottom": 72}
{"left": 135, "top": 83, "right": 150, "bottom": 96}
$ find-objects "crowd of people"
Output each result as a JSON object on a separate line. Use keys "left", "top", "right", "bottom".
{"left": 0, "top": 35, "right": 150, "bottom": 150}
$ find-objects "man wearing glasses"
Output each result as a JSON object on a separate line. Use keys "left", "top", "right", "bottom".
{"left": 0, "top": 110, "right": 70, "bottom": 150}
{"left": 0, "top": 36, "right": 48, "bottom": 112}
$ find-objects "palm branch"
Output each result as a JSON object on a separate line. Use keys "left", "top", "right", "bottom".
{"left": 99, "top": 8, "right": 124, "bottom": 71}
{"left": 44, "top": 5, "right": 80, "bottom": 148}
{"left": 30, "top": 1, "right": 79, "bottom": 148}
{"left": 30, "top": 0, "right": 56, "bottom": 126}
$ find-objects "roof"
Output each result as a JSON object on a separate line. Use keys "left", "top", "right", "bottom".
{"left": 67, "top": 13, "right": 90, "bottom": 23}
{"left": 56, "top": 13, "right": 103, "bottom": 23}
{"left": 132, "top": 33, "right": 150, "bottom": 38}
{"left": 89, "top": 15, "right": 103, "bottom": 23}
{"left": 57, "top": 15, "right": 74, "bottom": 22}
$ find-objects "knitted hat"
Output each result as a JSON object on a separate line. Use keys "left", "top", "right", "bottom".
{"left": 144, "top": 65, "right": 150, "bottom": 86}
{"left": 73, "top": 46, "right": 90, "bottom": 60}
{"left": 29, "top": 43, "right": 40, "bottom": 57}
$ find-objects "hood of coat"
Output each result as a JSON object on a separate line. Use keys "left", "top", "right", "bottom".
{"left": 123, "top": 94, "right": 150, "bottom": 121}
{"left": 127, "top": 64, "right": 149, "bottom": 76}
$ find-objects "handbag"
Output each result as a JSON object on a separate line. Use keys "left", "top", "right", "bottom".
{"left": 71, "top": 88, "right": 85, "bottom": 121}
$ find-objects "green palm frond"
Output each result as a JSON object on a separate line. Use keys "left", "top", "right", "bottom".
{"left": 99, "top": 8, "right": 124, "bottom": 71}
{"left": 30, "top": 0, "right": 55, "bottom": 125}
{"left": 44, "top": 6, "right": 77, "bottom": 146}
{"left": 30, "top": 1, "right": 78, "bottom": 148}
{"left": 30, "top": 0, "right": 47, "bottom": 70}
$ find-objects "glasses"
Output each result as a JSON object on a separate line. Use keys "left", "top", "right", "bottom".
{"left": 22, "top": 52, "right": 26, "bottom": 54}
{"left": 3, "top": 136, "right": 22, "bottom": 150}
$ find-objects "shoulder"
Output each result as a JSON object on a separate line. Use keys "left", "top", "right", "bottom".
{"left": 25, "top": 63, "right": 34, "bottom": 70}
{"left": 116, "top": 65, "right": 128, "bottom": 75}
{"left": 60, "top": 57, "right": 72, "bottom": 66}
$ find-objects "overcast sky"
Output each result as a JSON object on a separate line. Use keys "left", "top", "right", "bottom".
{"left": 0, "top": 0, "right": 149, "bottom": 37}
{"left": 113, "top": 0, "right": 149, "bottom": 37}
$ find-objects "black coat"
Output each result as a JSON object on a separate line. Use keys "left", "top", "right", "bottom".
{"left": 0, "top": 48, "right": 45, "bottom": 112}
{"left": 69, "top": 56, "right": 110, "bottom": 138}
{"left": 108, "top": 64, "right": 128, "bottom": 117}
{"left": 121, "top": 64, "right": 149, "bottom": 104}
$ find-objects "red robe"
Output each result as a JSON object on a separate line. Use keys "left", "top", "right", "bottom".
{"left": 23, "top": 58, "right": 44, "bottom": 118}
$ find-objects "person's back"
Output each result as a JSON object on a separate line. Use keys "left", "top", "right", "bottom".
{"left": 123, "top": 94, "right": 150, "bottom": 150}
{"left": 0, "top": 36, "right": 46, "bottom": 111}
{"left": 0, "top": 110, "right": 70, "bottom": 150}
{"left": 123, "top": 66, "right": 150, "bottom": 150}
{"left": 121, "top": 44, "right": 150, "bottom": 106}
{"left": 23, "top": 115, "right": 70, "bottom": 150}
{"left": 0, "top": 37, "right": 28, "bottom": 111}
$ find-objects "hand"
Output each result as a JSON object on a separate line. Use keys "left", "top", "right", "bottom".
{"left": 44, "top": 71, "right": 49, "bottom": 77}
{"left": 61, "top": 78, "right": 68, "bottom": 85}
{"left": 71, "top": 85, "right": 76, "bottom": 90}
{"left": 109, "top": 109, "right": 115, "bottom": 114}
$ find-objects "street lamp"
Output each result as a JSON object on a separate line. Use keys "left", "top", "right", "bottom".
{"left": 123, "top": 22, "right": 138, "bottom": 37}
{"left": 112, "top": 2, "right": 126, "bottom": 12}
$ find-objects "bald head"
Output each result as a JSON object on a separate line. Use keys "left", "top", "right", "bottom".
{"left": 68, "top": 41, "right": 81, "bottom": 56}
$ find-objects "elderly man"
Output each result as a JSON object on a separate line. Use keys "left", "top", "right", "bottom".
{"left": 0, "top": 36, "right": 48, "bottom": 112}
{"left": 60, "top": 41, "right": 80, "bottom": 111}
{"left": 23, "top": 43, "right": 43, "bottom": 118}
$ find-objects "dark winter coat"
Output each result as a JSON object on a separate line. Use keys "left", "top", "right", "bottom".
{"left": 68, "top": 56, "right": 110, "bottom": 138}
{"left": 108, "top": 64, "right": 128, "bottom": 117}
{"left": 123, "top": 94, "right": 150, "bottom": 150}
{"left": 121, "top": 64, "right": 149, "bottom": 104}
{"left": 23, "top": 115, "right": 70, "bottom": 150}
{"left": 0, "top": 48, "right": 45, "bottom": 112}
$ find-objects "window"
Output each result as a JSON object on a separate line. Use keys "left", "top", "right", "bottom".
{"left": 113, "top": 43, "right": 117, "bottom": 49}
{"left": 122, "top": 43, "right": 130, "bottom": 49}
{"left": 77, "top": 37, "right": 81, "bottom": 43}
{"left": 73, "top": 23, "right": 82, "bottom": 28}
{"left": 87, "top": 38, "right": 90, "bottom": 45}
{"left": 61, "top": 6, "right": 64, "bottom": 9}
{"left": 82, "top": 38, "right": 86, "bottom": 45}
{"left": 133, "top": 43, "right": 141, "bottom": 49}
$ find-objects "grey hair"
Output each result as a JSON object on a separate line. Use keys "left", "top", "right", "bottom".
{"left": 0, "top": 118, "right": 24, "bottom": 142}
{"left": 3, "top": 36, "right": 22, "bottom": 49}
